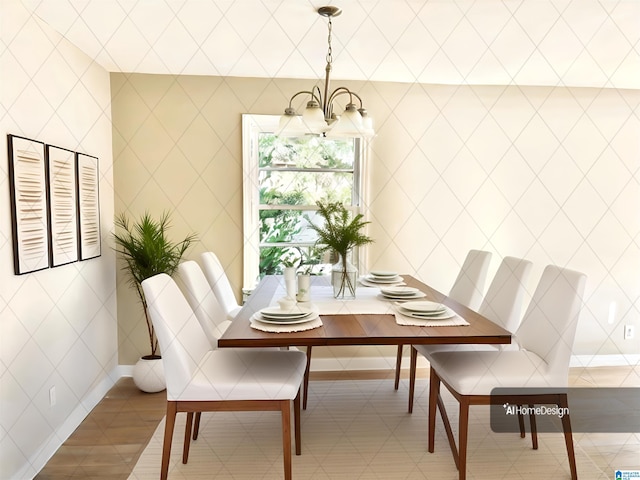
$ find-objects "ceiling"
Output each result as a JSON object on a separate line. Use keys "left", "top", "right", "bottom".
{"left": 21, "top": 0, "right": 640, "bottom": 89}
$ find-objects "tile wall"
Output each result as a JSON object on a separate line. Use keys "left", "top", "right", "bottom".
{"left": 0, "top": 2, "right": 117, "bottom": 478}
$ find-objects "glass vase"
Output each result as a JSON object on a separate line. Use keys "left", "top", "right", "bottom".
{"left": 331, "top": 253, "right": 357, "bottom": 299}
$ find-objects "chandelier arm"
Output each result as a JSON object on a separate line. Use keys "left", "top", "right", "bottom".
{"left": 347, "top": 91, "right": 364, "bottom": 108}
{"left": 327, "top": 87, "right": 357, "bottom": 108}
{"left": 287, "top": 90, "right": 321, "bottom": 109}
{"left": 312, "top": 85, "right": 324, "bottom": 107}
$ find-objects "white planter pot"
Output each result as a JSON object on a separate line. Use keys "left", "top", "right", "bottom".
{"left": 296, "top": 274, "right": 311, "bottom": 302}
{"left": 132, "top": 355, "right": 166, "bottom": 393}
{"left": 283, "top": 266, "right": 297, "bottom": 300}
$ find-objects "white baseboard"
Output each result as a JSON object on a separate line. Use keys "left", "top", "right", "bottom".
{"left": 569, "top": 354, "right": 640, "bottom": 368}
{"left": 118, "top": 353, "right": 639, "bottom": 378}
{"left": 119, "top": 364, "right": 134, "bottom": 377}
{"left": 23, "top": 366, "right": 120, "bottom": 480}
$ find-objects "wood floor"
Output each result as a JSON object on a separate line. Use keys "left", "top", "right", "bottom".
{"left": 34, "top": 377, "right": 166, "bottom": 479}
{"left": 34, "top": 366, "right": 639, "bottom": 479}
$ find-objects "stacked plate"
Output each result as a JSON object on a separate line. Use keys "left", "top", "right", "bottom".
{"left": 360, "top": 270, "right": 404, "bottom": 287}
{"left": 379, "top": 285, "right": 426, "bottom": 300}
{"left": 256, "top": 305, "right": 317, "bottom": 325}
{"left": 395, "top": 300, "right": 456, "bottom": 320}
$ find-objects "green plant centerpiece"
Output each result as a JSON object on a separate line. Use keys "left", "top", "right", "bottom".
{"left": 307, "top": 201, "right": 373, "bottom": 298}
{"left": 113, "top": 211, "right": 196, "bottom": 392}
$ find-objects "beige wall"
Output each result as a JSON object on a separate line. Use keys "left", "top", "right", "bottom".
{"left": 112, "top": 72, "right": 640, "bottom": 365}
{"left": 1, "top": 3, "right": 116, "bottom": 478}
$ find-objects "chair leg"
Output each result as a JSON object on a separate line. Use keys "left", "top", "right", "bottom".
{"left": 427, "top": 367, "right": 439, "bottom": 452}
{"left": 458, "top": 398, "right": 470, "bottom": 480}
{"left": 394, "top": 344, "right": 404, "bottom": 390}
{"left": 437, "top": 393, "right": 458, "bottom": 469}
{"left": 183, "top": 412, "right": 193, "bottom": 464}
{"left": 559, "top": 395, "right": 578, "bottom": 480}
{"left": 528, "top": 404, "right": 538, "bottom": 450}
{"left": 518, "top": 407, "right": 526, "bottom": 438}
{"left": 161, "top": 402, "right": 178, "bottom": 480}
{"left": 408, "top": 346, "right": 418, "bottom": 413}
{"left": 280, "top": 399, "right": 293, "bottom": 480}
{"left": 192, "top": 412, "right": 201, "bottom": 440}
{"left": 303, "top": 346, "right": 312, "bottom": 410}
{"left": 294, "top": 390, "right": 301, "bottom": 455}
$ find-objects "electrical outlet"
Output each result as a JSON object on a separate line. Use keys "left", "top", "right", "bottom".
{"left": 49, "top": 386, "right": 56, "bottom": 407}
{"left": 624, "top": 325, "right": 635, "bottom": 340}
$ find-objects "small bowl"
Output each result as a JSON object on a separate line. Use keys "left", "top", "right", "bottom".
{"left": 277, "top": 296, "right": 296, "bottom": 310}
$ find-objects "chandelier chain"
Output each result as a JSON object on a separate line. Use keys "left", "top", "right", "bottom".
{"left": 326, "top": 16, "right": 333, "bottom": 65}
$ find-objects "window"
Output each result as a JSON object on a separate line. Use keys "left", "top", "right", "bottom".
{"left": 242, "top": 114, "right": 366, "bottom": 290}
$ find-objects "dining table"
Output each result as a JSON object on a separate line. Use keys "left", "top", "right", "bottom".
{"left": 218, "top": 274, "right": 511, "bottom": 349}
{"left": 219, "top": 274, "right": 511, "bottom": 411}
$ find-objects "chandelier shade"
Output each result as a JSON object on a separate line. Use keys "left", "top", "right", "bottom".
{"left": 277, "top": 6, "right": 374, "bottom": 138}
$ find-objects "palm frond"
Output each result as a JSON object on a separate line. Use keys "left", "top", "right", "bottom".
{"left": 306, "top": 201, "right": 373, "bottom": 257}
{"left": 113, "top": 210, "right": 196, "bottom": 355}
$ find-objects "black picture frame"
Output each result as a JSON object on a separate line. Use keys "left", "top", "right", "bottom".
{"left": 76, "top": 152, "right": 101, "bottom": 260}
{"left": 7, "top": 134, "right": 50, "bottom": 274}
{"left": 46, "top": 144, "right": 79, "bottom": 267}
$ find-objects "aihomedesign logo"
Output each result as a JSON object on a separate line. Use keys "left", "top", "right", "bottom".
{"left": 502, "top": 403, "right": 570, "bottom": 419}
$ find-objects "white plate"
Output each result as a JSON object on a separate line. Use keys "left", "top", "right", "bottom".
{"left": 402, "top": 309, "right": 456, "bottom": 320}
{"left": 370, "top": 270, "right": 398, "bottom": 278}
{"left": 360, "top": 277, "right": 404, "bottom": 288}
{"left": 260, "top": 305, "right": 314, "bottom": 319}
{"left": 364, "top": 274, "right": 403, "bottom": 284}
{"left": 380, "top": 286, "right": 420, "bottom": 296}
{"left": 256, "top": 313, "right": 319, "bottom": 325}
{"left": 397, "top": 300, "right": 446, "bottom": 313}
{"left": 381, "top": 292, "right": 427, "bottom": 300}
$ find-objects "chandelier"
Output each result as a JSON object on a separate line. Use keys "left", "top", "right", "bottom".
{"left": 278, "top": 6, "right": 374, "bottom": 137}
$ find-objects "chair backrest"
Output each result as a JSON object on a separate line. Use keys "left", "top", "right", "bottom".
{"left": 142, "top": 273, "right": 212, "bottom": 400}
{"left": 448, "top": 250, "right": 492, "bottom": 310}
{"left": 178, "top": 260, "right": 227, "bottom": 347}
{"left": 200, "top": 251, "right": 240, "bottom": 318}
{"left": 515, "top": 265, "right": 586, "bottom": 383}
{"left": 478, "top": 256, "right": 533, "bottom": 334}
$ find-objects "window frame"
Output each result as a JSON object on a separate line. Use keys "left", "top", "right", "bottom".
{"left": 242, "top": 114, "right": 368, "bottom": 291}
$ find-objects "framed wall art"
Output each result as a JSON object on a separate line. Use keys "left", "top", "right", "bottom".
{"left": 7, "top": 135, "right": 50, "bottom": 274}
{"left": 76, "top": 152, "right": 101, "bottom": 260}
{"left": 46, "top": 145, "right": 79, "bottom": 267}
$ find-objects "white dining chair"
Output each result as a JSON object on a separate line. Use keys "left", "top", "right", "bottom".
{"left": 200, "top": 251, "right": 242, "bottom": 320}
{"left": 177, "top": 260, "right": 235, "bottom": 441}
{"left": 407, "top": 256, "right": 533, "bottom": 412}
{"left": 142, "top": 273, "right": 306, "bottom": 480}
{"left": 425, "top": 265, "right": 586, "bottom": 480}
{"left": 394, "top": 250, "right": 493, "bottom": 390}
{"left": 178, "top": 260, "right": 231, "bottom": 346}
{"left": 198, "top": 252, "right": 314, "bottom": 410}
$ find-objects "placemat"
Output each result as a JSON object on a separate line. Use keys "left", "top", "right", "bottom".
{"left": 394, "top": 307, "right": 470, "bottom": 327}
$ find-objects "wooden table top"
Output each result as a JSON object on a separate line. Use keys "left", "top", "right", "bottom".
{"left": 218, "top": 275, "right": 511, "bottom": 348}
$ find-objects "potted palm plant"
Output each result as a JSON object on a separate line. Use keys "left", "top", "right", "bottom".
{"left": 113, "top": 211, "right": 196, "bottom": 392}
{"left": 307, "top": 201, "right": 373, "bottom": 298}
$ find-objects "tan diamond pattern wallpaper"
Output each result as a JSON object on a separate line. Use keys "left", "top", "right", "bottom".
{"left": 1, "top": 0, "right": 639, "bottom": 478}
